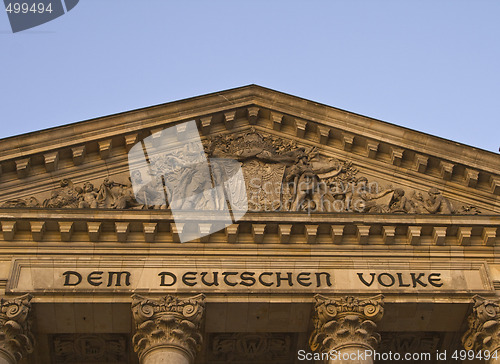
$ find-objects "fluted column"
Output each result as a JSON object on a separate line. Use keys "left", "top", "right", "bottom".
{"left": 309, "top": 295, "right": 384, "bottom": 364}
{"left": 131, "top": 294, "right": 205, "bottom": 364}
{"left": 0, "top": 294, "right": 35, "bottom": 364}
{"left": 463, "top": 295, "right": 500, "bottom": 364}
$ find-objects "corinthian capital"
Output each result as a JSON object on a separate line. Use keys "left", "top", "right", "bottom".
{"left": 0, "top": 294, "right": 35, "bottom": 363}
{"left": 462, "top": 295, "right": 500, "bottom": 353}
{"left": 309, "top": 295, "right": 384, "bottom": 353}
{"left": 131, "top": 294, "right": 205, "bottom": 362}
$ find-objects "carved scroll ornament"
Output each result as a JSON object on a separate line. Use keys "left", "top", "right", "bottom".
{"left": 0, "top": 294, "right": 35, "bottom": 362}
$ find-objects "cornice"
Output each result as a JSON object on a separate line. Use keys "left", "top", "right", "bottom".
{"left": 0, "top": 209, "right": 497, "bottom": 247}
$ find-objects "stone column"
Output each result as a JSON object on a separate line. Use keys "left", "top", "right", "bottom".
{"left": 0, "top": 294, "right": 35, "bottom": 364}
{"left": 463, "top": 295, "right": 500, "bottom": 364}
{"left": 131, "top": 294, "right": 205, "bottom": 364}
{"left": 309, "top": 295, "right": 384, "bottom": 364}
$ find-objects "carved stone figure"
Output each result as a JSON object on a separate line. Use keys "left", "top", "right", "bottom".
{"left": 43, "top": 179, "right": 79, "bottom": 208}
{"left": 77, "top": 182, "right": 98, "bottom": 209}
{"left": 389, "top": 188, "right": 413, "bottom": 213}
{"left": 0, "top": 131, "right": 487, "bottom": 215}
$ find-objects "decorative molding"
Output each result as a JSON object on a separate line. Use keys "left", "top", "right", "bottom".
{"left": 379, "top": 332, "right": 441, "bottom": 354}
{"left": 414, "top": 154, "right": 428, "bottom": 173}
{"left": 131, "top": 294, "right": 205, "bottom": 362}
{"left": 309, "top": 295, "right": 384, "bottom": 353}
{"left": 44, "top": 151, "right": 59, "bottom": 172}
{"left": 271, "top": 112, "right": 283, "bottom": 131}
{"left": 317, "top": 125, "right": 330, "bottom": 145}
{"left": 366, "top": 141, "right": 379, "bottom": 159}
{"left": 71, "top": 145, "right": 86, "bottom": 166}
{"left": 0, "top": 294, "right": 35, "bottom": 362}
{"left": 209, "top": 332, "right": 294, "bottom": 363}
{"left": 463, "top": 295, "right": 500, "bottom": 353}
{"left": 53, "top": 333, "right": 127, "bottom": 363}
{"left": 247, "top": 106, "right": 259, "bottom": 125}
{"left": 223, "top": 110, "right": 236, "bottom": 129}
{"left": 390, "top": 147, "right": 404, "bottom": 166}
{"left": 15, "top": 158, "right": 30, "bottom": 179}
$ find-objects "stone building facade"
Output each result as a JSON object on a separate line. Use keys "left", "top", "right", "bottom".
{"left": 0, "top": 85, "right": 499, "bottom": 363}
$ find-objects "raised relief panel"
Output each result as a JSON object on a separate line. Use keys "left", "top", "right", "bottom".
{"left": 207, "top": 333, "right": 295, "bottom": 364}
{"left": 52, "top": 333, "right": 128, "bottom": 364}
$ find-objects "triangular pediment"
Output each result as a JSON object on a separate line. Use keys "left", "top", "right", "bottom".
{"left": 0, "top": 85, "right": 499, "bottom": 216}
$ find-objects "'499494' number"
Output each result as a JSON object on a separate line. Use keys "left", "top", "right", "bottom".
{"left": 5, "top": 2, "right": 53, "bottom": 14}
{"left": 452, "top": 350, "right": 498, "bottom": 361}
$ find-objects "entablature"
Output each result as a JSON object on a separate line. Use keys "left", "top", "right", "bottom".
{"left": 0, "top": 209, "right": 498, "bottom": 248}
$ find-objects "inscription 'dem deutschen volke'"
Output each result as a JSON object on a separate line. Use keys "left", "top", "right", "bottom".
{"left": 61, "top": 270, "right": 444, "bottom": 289}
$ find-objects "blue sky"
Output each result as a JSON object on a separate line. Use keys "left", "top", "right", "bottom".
{"left": 1, "top": 1, "right": 499, "bottom": 153}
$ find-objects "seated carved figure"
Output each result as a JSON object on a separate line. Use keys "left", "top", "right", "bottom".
{"left": 78, "top": 182, "right": 98, "bottom": 208}
{"left": 389, "top": 188, "right": 414, "bottom": 213}
{"left": 423, "top": 187, "right": 454, "bottom": 214}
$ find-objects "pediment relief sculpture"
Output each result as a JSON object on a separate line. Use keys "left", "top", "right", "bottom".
{"left": 0, "top": 130, "right": 485, "bottom": 215}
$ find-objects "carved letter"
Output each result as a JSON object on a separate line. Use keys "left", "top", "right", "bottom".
{"left": 239, "top": 272, "right": 256, "bottom": 286}
{"left": 315, "top": 272, "right": 332, "bottom": 288}
{"left": 87, "top": 271, "right": 103, "bottom": 286}
{"left": 259, "top": 272, "right": 273, "bottom": 287}
{"left": 357, "top": 273, "right": 375, "bottom": 287}
{"left": 276, "top": 272, "right": 293, "bottom": 287}
{"left": 107, "top": 271, "right": 131, "bottom": 287}
{"left": 63, "top": 271, "right": 82, "bottom": 286}
{"left": 377, "top": 273, "right": 395, "bottom": 287}
{"left": 222, "top": 272, "right": 238, "bottom": 287}
{"left": 297, "top": 272, "right": 312, "bottom": 287}
{"left": 411, "top": 273, "right": 427, "bottom": 288}
{"left": 397, "top": 273, "right": 410, "bottom": 287}
{"left": 159, "top": 272, "right": 177, "bottom": 286}
{"left": 201, "top": 272, "right": 219, "bottom": 286}
{"left": 182, "top": 272, "right": 197, "bottom": 287}
{"left": 428, "top": 273, "right": 443, "bottom": 287}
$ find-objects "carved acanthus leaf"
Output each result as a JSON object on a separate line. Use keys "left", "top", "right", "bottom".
{"left": 131, "top": 294, "right": 205, "bottom": 361}
{"left": 309, "top": 295, "right": 384, "bottom": 353}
